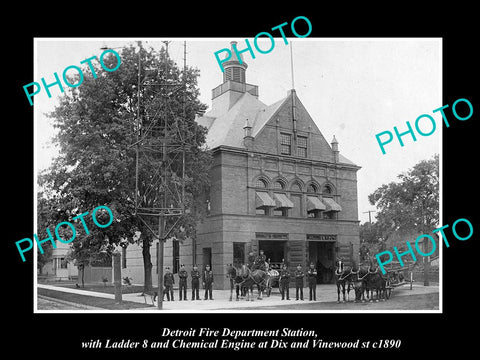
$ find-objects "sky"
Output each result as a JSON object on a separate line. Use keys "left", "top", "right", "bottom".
{"left": 34, "top": 38, "right": 442, "bottom": 224}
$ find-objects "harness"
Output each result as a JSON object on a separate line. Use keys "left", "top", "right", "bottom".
{"left": 336, "top": 268, "right": 357, "bottom": 281}
{"left": 357, "top": 271, "right": 369, "bottom": 281}
{"left": 238, "top": 271, "right": 267, "bottom": 288}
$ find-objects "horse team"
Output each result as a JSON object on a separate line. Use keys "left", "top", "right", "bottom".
{"left": 228, "top": 264, "right": 270, "bottom": 301}
{"left": 334, "top": 259, "right": 391, "bottom": 303}
{"left": 228, "top": 258, "right": 392, "bottom": 304}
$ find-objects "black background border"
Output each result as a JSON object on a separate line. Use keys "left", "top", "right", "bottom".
{"left": 6, "top": 6, "right": 478, "bottom": 355}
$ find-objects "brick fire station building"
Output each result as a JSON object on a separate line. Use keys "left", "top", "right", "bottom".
{"left": 121, "top": 42, "right": 361, "bottom": 290}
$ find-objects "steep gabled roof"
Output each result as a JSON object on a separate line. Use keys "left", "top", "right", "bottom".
{"left": 338, "top": 154, "right": 356, "bottom": 166}
{"left": 197, "top": 92, "right": 266, "bottom": 149}
{"left": 251, "top": 96, "right": 288, "bottom": 137}
{"left": 195, "top": 89, "right": 358, "bottom": 167}
{"left": 196, "top": 115, "right": 216, "bottom": 131}
{"left": 196, "top": 91, "right": 288, "bottom": 150}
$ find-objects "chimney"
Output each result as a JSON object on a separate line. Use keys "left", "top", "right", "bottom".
{"left": 243, "top": 118, "right": 253, "bottom": 150}
{"left": 331, "top": 135, "right": 339, "bottom": 163}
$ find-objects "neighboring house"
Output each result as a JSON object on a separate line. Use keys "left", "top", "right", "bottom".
{"left": 39, "top": 240, "right": 112, "bottom": 284}
{"left": 39, "top": 240, "right": 78, "bottom": 281}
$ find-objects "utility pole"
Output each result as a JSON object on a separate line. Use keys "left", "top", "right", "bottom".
{"left": 157, "top": 40, "right": 170, "bottom": 310}
{"left": 133, "top": 41, "right": 186, "bottom": 310}
{"left": 363, "top": 210, "right": 376, "bottom": 223}
{"left": 113, "top": 251, "right": 122, "bottom": 304}
{"left": 423, "top": 238, "right": 430, "bottom": 287}
{"left": 157, "top": 174, "right": 166, "bottom": 309}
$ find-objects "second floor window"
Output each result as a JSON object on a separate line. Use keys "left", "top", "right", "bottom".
{"left": 273, "top": 180, "right": 285, "bottom": 190}
{"left": 256, "top": 178, "right": 268, "bottom": 188}
{"left": 297, "top": 135, "right": 307, "bottom": 157}
{"left": 280, "top": 133, "right": 292, "bottom": 155}
{"left": 307, "top": 183, "right": 318, "bottom": 194}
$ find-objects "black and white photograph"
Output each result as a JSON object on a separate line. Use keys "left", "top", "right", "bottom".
{"left": 7, "top": 8, "right": 479, "bottom": 356}
{"left": 33, "top": 38, "right": 441, "bottom": 312}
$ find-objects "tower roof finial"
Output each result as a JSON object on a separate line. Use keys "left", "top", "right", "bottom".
{"left": 224, "top": 41, "right": 248, "bottom": 68}
{"left": 220, "top": 41, "right": 248, "bottom": 84}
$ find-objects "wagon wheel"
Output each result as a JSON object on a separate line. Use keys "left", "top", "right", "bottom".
{"left": 263, "top": 277, "right": 270, "bottom": 297}
{"left": 273, "top": 277, "right": 280, "bottom": 295}
{"left": 385, "top": 279, "right": 392, "bottom": 299}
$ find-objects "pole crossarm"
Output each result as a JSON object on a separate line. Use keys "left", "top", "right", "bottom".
{"left": 132, "top": 41, "right": 192, "bottom": 309}
{"left": 136, "top": 209, "right": 184, "bottom": 216}
{"left": 136, "top": 212, "right": 184, "bottom": 239}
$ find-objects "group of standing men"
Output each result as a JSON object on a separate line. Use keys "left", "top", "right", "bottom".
{"left": 279, "top": 262, "right": 318, "bottom": 301}
{"left": 161, "top": 249, "right": 320, "bottom": 302}
{"left": 243, "top": 249, "right": 320, "bottom": 301}
{"left": 162, "top": 264, "right": 214, "bottom": 301}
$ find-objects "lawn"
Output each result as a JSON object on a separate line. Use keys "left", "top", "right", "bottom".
{"left": 56, "top": 282, "right": 148, "bottom": 295}
{"left": 37, "top": 286, "right": 154, "bottom": 310}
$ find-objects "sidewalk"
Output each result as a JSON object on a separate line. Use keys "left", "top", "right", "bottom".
{"left": 37, "top": 282, "right": 440, "bottom": 311}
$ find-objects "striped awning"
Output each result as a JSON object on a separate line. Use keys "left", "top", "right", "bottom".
{"left": 255, "top": 191, "right": 276, "bottom": 208}
{"left": 322, "top": 197, "right": 342, "bottom": 212}
{"left": 307, "top": 196, "right": 326, "bottom": 212}
{"left": 273, "top": 193, "right": 294, "bottom": 209}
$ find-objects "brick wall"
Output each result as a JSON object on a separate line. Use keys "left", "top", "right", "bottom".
{"left": 190, "top": 89, "right": 362, "bottom": 288}
{"left": 183, "top": 88, "right": 360, "bottom": 289}
{"left": 252, "top": 91, "right": 334, "bottom": 163}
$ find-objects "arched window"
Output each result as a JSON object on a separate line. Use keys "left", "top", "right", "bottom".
{"left": 273, "top": 180, "right": 285, "bottom": 190}
{"left": 307, "top": 183, "right": 317, "bottom": 193}
{"left": 256, "top": 178, "right": 268, "bottom": 188}
{"left": 291, "top": 182, "right": 302, "bottom": 192}
{"left": 323, "top": 184, "right": 333, "bottom": 195}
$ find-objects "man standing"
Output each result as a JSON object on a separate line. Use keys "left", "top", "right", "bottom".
{"left": 307, "top": 263, "right": 317, "bottom": 301}
{"left": 190, "top": 265, "right": 201, "bottom": 300}
{"left": 163, "top": 267, "right": 174, "bottom": 301}
{"left": 203, "top": 264, "right": 214, "bottom": 300}
{"left": 226, "top": 264, "right": 236, "bottom": 301}
{"left": 295, "top": 264, "right": 305, "bottom": 301}
{"left": 279, "top": 263, "right": 290, "bottom": 300}
{"left": 178, "top": 264, "right": 188, "bottom": 301}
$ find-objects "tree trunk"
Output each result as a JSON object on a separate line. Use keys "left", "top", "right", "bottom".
{"left": 80, "top": 265, "right": 85, "bottom": 288}
{"left": 142, "top": 238, "right": 153, "bottom": 293}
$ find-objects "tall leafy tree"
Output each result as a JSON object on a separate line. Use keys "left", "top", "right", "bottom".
{"left": 38, "top": 42, "right": 210, "bottom": 291}
{"left": 368, "top": 154, "right": 439, "bottom": 244}
{"left": 359, "top": 221, "right": 383, "bottom": 244}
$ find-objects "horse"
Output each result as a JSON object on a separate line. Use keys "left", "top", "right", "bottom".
{"left": 364, "top": 262, "right": 388, "bottom": 302}
{"left": 236, "top": 264, "right": 270, "bottom": 301}
{"left": 232, "top": 264, "right": 250, "bottom": 301}
{"left": 250, "top": 268, "right": 270, "bottom": 300}
{"left": 334, "top": 259, "right": 356, "bottom": 303}
{"left": 317, "top": 261, "right": 331, "bottom": 284}
{"left": 351, "top": 265, "right": 370, "bottom": 302}
{"left": 227, "top": 264, "right": 238, "bottom": 301}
